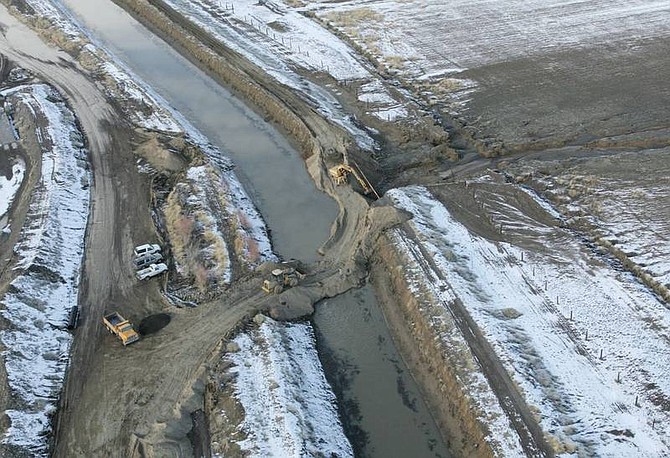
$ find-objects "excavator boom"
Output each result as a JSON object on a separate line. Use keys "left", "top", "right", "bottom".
{"left": 328, "top": 163, "right": 378, "bottom": 198}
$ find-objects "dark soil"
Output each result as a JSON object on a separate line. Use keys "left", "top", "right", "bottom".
{"left": 138, "top": 313, "right": 171, "bottom": 335}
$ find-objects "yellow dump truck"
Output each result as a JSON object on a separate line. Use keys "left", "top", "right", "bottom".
{"left": 103, "top": 312, "right": 140, "bottom": 346}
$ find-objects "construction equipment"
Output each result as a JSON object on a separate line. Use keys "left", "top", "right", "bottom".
{"left": 262, "top": 267, "right": 305, "bottom": 294}
{"left": 103, "top": 312, "right": 140, "bottom": 346}
{"left": 328, "top": 162, "right": 380, "bottom": 199}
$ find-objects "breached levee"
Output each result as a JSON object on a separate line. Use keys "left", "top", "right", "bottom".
{"left": 0, "top": 84, "right": 90, "bottom": 456}
{"left": 102, "top": 0, "right": 525, "bottom": 454}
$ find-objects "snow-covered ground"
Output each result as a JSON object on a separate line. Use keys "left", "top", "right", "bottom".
{"left": 388, "top": 228, "right": 526, "bottom": 456}
{"left": 388, "top": 185, "right": 670, "bottom": 456}
{"left": 0, "top": 158, "right": 25, "bottom": 220}
{"left": 517, "top": 152, "right": 670, "bottom": 290}
{"left": 157, "top": 0, "right": 387, "bottom": 147}
{"left": 304, "top": 0, "right": 670, "bottom": 77}
{"left": 223, "top": 317, "right": 353, "bottom": 457}
{"left": 97, "top": 59, "right": 182, "bottom": 133}
{"left": 22, "top": 0, "right": 81, "bottom": 40}
{"left": 0, "top": 84, "right": 90, "bottom": 455}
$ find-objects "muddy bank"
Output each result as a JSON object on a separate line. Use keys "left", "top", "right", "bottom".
{"left": 370, "top": 231, "right": 499, "bottom": 458}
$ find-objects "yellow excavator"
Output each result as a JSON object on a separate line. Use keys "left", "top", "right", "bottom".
{"left": 328, "top": 162, "right": 380, "bottom": 198}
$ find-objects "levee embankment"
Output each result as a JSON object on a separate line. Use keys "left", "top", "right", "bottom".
{"left": 370, "top": 231, "right": 498, "bottom": 458}
{"left": 112, "top": 0, "right": 351, "bottom": 162}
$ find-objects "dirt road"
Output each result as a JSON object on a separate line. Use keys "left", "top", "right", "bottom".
{"left": 0, "top": 5, "right": 169, "bottom": 454}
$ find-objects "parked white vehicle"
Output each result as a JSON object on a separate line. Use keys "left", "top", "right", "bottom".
{"left": 136, "top": 262, "right": 168, "bottom": 281}
{"left": 134, "top": 252, "right": 163, "bottom": 270}
{"left": 134, "top": 243, "right": 161, "bottom": 258}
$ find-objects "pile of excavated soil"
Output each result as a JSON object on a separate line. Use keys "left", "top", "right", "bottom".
{"left": 138, "top": 313, "right": 171, "bottom": 335}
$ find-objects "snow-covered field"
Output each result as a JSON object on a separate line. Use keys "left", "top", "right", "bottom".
{"left": 222, "top": 317, "right": 353, "bottom": 457}
{"left": 0, "top": 84, "right": 90, "bottom": 455}
{"left": 388, "top": 228, "right": 526, "bottom": 455}
{"left": 516, "top": 151, "right": 670, "bottom": 290}
{"left": 388, "top": 185, "right": 670, "bottom": 456}
{"left": 304, "top": 0, "right": 670, "bottom": 78}
{"left": 157, "top": 0, "right": 387, "bottom": 147}
{"left": 0, "top": 158, "right": 25, "bottom": 221}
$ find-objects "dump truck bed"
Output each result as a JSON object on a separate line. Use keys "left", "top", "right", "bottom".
{"left": 104, "top": 313, "right": 124, "bottom": 326}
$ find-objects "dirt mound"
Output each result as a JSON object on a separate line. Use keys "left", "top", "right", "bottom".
{"left": 138, "top": 313, "right": 171, "bottom": 335}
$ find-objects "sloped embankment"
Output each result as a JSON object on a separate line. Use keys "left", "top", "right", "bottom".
{"left": 371, "top": 229, "right": 516, "bottom": 458}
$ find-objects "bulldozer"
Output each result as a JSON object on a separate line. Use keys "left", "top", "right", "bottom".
{"left": 328, "top": 162, "right": 379, "bottom": 198}
{"left": 261, "top": 267, "right": 305, "bottom": 294}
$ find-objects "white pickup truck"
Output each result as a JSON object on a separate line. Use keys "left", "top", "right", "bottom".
{"left": 136, "top": 262, "right": 168, "bottom": 281}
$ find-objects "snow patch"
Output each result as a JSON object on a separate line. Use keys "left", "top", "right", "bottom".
{"left": 226, "top": 318, "right": 353, "bottom": 457}
{"left": 0, "top": 84, "right": 90, "bottom": 455}
{"left": 0, "top": 159, "right": 26, "bottom": 220}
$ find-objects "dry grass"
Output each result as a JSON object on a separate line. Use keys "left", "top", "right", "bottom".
{"left": 246, "top": 238, "right": 260, "bottom": 263}
{"left": 284, "top": 0, "right": 305, "bottom": 7}
{"left": 165, "top": 175, "right": 232, "bottom": 291}
{"left": 384, "top": 55, "right": 405, "bottom": 70}
{"left": 165, "top": 185, "right": 192, "bottom": 263}
{"left": 324, "top": 8, "right": 383, "bottom": 28}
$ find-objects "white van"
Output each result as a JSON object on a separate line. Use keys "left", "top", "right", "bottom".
{"left": 134, "top": 243, "right": 161, "bottom": 258}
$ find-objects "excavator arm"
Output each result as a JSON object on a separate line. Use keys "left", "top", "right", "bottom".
{"left": 328, "top": 163, "right": 379, "bottom": 198}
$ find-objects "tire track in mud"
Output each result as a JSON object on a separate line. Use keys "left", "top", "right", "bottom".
{"left": 396, "top": 225, "right": 553, "bottom": 457}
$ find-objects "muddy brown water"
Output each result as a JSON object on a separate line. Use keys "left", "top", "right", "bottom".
{"left": 58, "top": 0, "right": 449, "bottom": 455}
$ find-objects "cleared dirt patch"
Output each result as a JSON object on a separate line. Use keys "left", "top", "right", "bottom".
{"left": 138, "top": 313, "right": 171, "bottom": 335}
